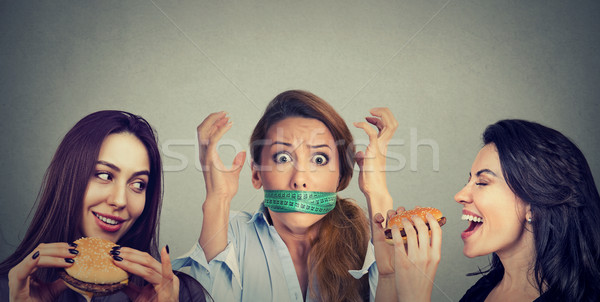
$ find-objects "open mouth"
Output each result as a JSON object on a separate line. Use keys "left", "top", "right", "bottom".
{"left": 461, "top": 213, "right": 483, "bottom": 240}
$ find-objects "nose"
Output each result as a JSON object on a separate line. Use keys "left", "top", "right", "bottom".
{"left": 290, "top": 167, "right": 309, "bottom": 191}
{"left": 107, "top": 182, "right": 127, "bottom": 209}
{"left": 454, "top": 183, "right": 472, "bottom": 205}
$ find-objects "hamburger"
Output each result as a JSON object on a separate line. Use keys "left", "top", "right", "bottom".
{"left": 384, "top": 207, "right": 446, "bottom": 244}
{"left": 58, "top": 237, "right": 129, "bottom": 299}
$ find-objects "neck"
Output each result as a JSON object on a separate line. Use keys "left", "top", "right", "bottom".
{"left": 495, "top": 230, "right": 540, "bottom": 297}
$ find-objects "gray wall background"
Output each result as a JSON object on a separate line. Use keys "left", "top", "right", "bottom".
{"left": 1, "top": 0, "right": 599, "bottom": 300}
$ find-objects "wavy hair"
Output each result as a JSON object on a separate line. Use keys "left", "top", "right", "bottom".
{"left": 0, "top": 110, "right": 163, "bottom": 287}
{"left": 250, "top": 90, "right": 370, "bottom": 301}
{"left": 478, "top": 119, "right": 600, "bottom": 301}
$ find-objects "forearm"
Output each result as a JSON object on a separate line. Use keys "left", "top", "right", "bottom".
{"left": 365, "top": 190, "right": 393, "bottom": 224}
{"left": 199, "top": 195, "right": 231, "bottom": 262}
{"left": 375, "top": 275, "right": 397, "bottom": 302}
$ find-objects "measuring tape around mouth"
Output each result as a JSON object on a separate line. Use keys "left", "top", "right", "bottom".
{"left": 263, "top": 190, "right": 337, "bottom": 215}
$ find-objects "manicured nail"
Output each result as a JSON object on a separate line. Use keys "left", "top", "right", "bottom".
{"left": 64, "top": 258, "right": 75, "bottom": 264}
{"left": 32, "top": 251, "right": 40, "bottom": 259}
{"left": 113, "top": 256, "right": 123, "bottom": 261}
{"left": 110, "top": 250, "right": 120, "bottom": 256}
{"left": 112, "top": 245, "right": 121, "bottom": 250}
{"left": 69, "top": 249, "right": 79, "bottom": 255}
{"left": 166, "top": 245, "right": 170, "bottom": 254}
{"left": 69, "top": 242, "right": 78, "bottom": 248}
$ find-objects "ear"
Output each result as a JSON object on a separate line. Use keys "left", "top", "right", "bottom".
{"left": 251, "top": 161, "right": 263, "bottom": 189}
{"left": 525, "top": 203, "right": 533, "bottom": 222}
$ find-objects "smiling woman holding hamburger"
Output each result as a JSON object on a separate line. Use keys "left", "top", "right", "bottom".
{"left": 0, "top": 111, "right": 208, "bottom": 301}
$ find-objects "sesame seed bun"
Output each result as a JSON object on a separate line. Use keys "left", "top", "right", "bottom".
{"left": 59, "top": 237, "right": 129, "bottom": 298}
{"left": 384, "top": 207, "right": 446, "bottom": 244}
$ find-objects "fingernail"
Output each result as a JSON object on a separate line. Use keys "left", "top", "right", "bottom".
{"left": 69, "top": 242, "right": 78, "bottom": 248}
{"left": 69, "top": 249, "right": 79, "bottom": 255}
{"left": 113, "top": 256, "right": 123, "bottom": 261}
{"left": 112, "top": 245, "right": 121, "bottom": 250}
{"left": 110, "top": 250, "right": 120, "bottom": 256}
{"left": 32, "top": 251, "right": 40, "bottom": 259}
{"left": 64, "top": 258, "right": 75, "bottom": 264}
{"left": 166, "top": 245, "right": 170, "bottom": 254}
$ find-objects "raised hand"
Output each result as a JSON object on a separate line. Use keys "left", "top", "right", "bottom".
{"left": 354, "top": 107, "right": 398, "bottom": 224}
{"left": 196, "top": 112, "right": 246, "bottom": 261}
{"left": 197, "top": 111, "right": 246, "bottom": 201}
{"left": 8, "top": 243, "right": 74, "bottom": 302}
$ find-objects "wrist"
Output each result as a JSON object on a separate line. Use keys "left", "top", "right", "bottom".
{"left": 202, "top": 196, "right": 231, "bottom": 214}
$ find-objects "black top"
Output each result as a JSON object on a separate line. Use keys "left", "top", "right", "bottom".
{"left": 1, "top": 271, "right": 209, "bottom": 302}
{"left": 460, "top": 269, "right": 551, "bottom": 302}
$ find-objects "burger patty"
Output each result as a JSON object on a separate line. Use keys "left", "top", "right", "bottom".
{"left": 384, "top": 217, "right": 447, "bottom": 239}
{"left": 58, "top": 271, "right": 128, "bottom": 296}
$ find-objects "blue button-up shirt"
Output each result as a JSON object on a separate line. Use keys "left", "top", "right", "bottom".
{"left": 172, "top": 203, "right": 378, "bottom": 302}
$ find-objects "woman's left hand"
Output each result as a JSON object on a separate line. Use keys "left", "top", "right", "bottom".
{"left": 116, "top": 246, "right": 179, "bottom": 302}
{"left": 354, "top": 107, "right": 398, "bottom": 223}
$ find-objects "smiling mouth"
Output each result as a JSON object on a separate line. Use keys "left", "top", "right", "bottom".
{"left": 461, "top": 214, "right": 483, "bottom": 239}
{"left": 94, "top": 212, "right": 121, "bottom": 225}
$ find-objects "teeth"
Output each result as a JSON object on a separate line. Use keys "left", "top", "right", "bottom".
{"left": 461, "top": 214, "right": 483, "bottom": 223}
{"left": 95, "top": 213, "right": 119, "bottom": 225}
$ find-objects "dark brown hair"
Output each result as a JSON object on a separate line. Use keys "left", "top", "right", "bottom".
{"left": 472, "top": 119, "right": 600, "bottom": 301}
{"left": 0, "top": 110, "right": 163, "bottom": 287}
{"left": 250, "top": 90, "right": 370, "bottom": 301}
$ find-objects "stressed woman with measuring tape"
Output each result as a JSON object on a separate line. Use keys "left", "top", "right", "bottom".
{"left": 173, "top": 90, "right": 398, "bottom": 301}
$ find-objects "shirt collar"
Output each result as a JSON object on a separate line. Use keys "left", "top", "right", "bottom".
{"left": 248, "top": 202, "right": 270, "bottom": 225}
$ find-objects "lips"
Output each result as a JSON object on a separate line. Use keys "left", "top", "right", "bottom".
{"left": 93, "top": 212, "right": 125, "bottom": 232}
{"left": 461, "top": 210, "right": 483, "bottom": 240}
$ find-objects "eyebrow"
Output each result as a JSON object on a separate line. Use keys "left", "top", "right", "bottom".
{"left": 97, "top": 160, "right": 150, "bottom": 178}
{"left": 474, "top": 169, "right": 498, "bottom": 177}
{"left": 270, "top": 141, "right": 332, "bottom": 150}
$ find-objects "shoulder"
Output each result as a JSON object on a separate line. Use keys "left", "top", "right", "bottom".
{"left": 175, "top": 271, "right": 211, "bottom": 302}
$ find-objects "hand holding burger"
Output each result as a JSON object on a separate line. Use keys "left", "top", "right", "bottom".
{"left": 372, "top": 206, "right": 444, "bottom": 302}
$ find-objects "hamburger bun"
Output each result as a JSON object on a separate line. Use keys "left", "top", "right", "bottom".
{"left": 59, "top": 237, "right": 129, "bottom": 299}
{"left": 384, "top": 207, "right": 446, "bottom": 245}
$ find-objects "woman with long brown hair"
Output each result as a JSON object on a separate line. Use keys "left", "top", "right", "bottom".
{"left": 0, "top": 110, "right": 208, "bottom": 301}
{"left": 173, "top": 90, "right": 397, "bottom": 301}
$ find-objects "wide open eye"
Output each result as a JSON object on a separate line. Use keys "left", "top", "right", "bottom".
{"left": 273, "top": 152, "right": 293, "bottom": 164}
{"left": 312, "top": 153, "right": 329, "bottom": 166}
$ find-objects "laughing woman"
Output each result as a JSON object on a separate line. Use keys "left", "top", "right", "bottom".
{"left": 373, "top": 119, "right": 600, "bottom": 302}
{"left": 454, "top": 119, "right": 600, "bottom": 301}
{"left": 0, "top": 110, "right": 208, "bottom": 301}
{"left": 174, "top": 90, "right": 397, "bottom": 301}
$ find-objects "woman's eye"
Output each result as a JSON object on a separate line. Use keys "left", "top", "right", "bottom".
{"left": 131, "top": 181, "right": 147, "bottom": 192}
{"left": 96, "top": 172, "right": 111, "bottom": 181}
{"left": 274, "top": 152, "right": 292, "bottom": 164}
{"left": 312, "top": 154, "right": 329, "bottom": 166}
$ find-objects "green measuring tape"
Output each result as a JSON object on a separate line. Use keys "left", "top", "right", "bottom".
{"left": 264, "top": 190, "right": 337, "bottom": 215}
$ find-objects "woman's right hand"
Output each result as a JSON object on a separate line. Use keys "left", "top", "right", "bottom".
{"left": 197, "top": 111, "right": 246, "bottom": 201}
{"left": 197, "top": 112, "right": 246, "bottom": 261}
{"left": 8, "top": 243, "right": 76, "bottom": 302}
{"left": 373, "top": 208, "right": 442, "bottom": 302}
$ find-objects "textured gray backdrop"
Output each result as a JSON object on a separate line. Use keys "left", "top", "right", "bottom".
{"left": 1, "top": 1, "right": 599, "bottom": 301}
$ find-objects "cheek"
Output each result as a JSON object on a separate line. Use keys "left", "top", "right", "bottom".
{"left": 82, "top": 182, "right": 104, "bottom": 208}
{"left": 128, "top": 194, "right": 146, "bottom": 220}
